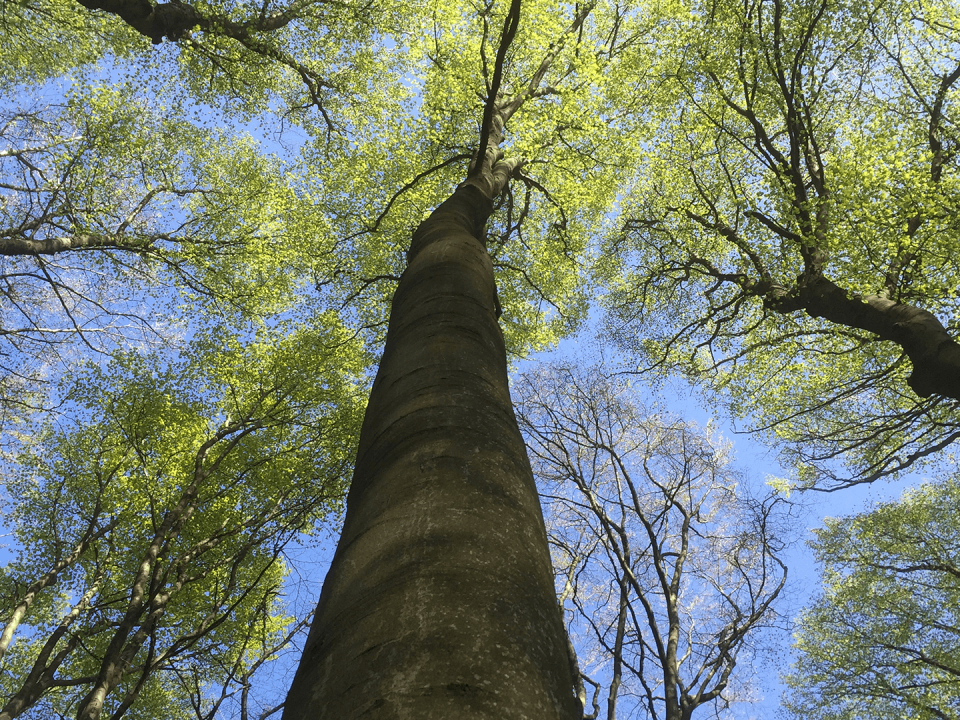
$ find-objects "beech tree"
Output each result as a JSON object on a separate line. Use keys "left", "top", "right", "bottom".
{"left": 785, "top": 474, "right": 960, "bottom": 719}
{"left": 516, "top": 364, "right": 790, "bottom": 720}
{"left": 603, "top": 0, "right": 960, "bottom": 487}
{"left": 6, "top": 0, "right": 645, "bottom": 716}
{"left": 0, "top": 0, "right": 398, "bottom": 424}
{"left": 281, "top": 1, "right": 655, "bottom": 713}
{"left": 6, "top": 0, "right": 960, "bottom": 716}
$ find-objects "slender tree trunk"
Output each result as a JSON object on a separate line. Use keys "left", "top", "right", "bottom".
{"left": 283, "top": 182, "right": 580, "bottom": 718}
{"left": 606, "top": 579, "right": 628, "bottom": 720}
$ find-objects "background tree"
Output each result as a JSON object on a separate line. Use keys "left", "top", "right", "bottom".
{"left": 515, "top": 363, "right": 791, "bottom": 720}
{"left": 785, "top": 474, "right": 960, "bottom": 720}
{"left": 0, "top": 0, "right": 407, "bottom": 428}
{"left": 602, "top": 0, "right": 960, "bottom": 487}
{"left": 0, "top": 318, "right": 365, "bottom": 720}
{"left": 0, "top": 89, "right": 316, "bottom": 411}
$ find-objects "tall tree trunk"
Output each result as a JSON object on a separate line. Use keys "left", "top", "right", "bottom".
{"left": 283, "top": 181, "right": 580, "bottom": 718}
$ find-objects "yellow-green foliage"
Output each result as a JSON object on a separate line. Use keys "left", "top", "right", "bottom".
{"left": 785, "top": 475, "right": 960, "bottom": 719}
{"left": 0, "top": 316, "right": 366, "bottom": 717}
{"left": 602, "top": 0, "right": 960, "bottom": 484}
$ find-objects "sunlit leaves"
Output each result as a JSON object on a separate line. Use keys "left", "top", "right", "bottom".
{"left": 298, "top": 0, "right": 654, "bottom": 354}
{"left": 0, "top": 316, "right": 366, "bottom": 718}
{"left": 785, "top": 475, "right": 960, "bottom": 720}
{"left": 602, "top": 0, "right": 960, "bottom": 484}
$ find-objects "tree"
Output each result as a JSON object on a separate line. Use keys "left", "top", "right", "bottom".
{"left": 601, "top": 0, "right": 960, "bottom": 487}
{"left": 280, "top": 0, "right": 645, "bottom": 712}
{"left": 0, "top": 14, "right": 411, "bottom": 714}
{"left": 784, "top": 474, "right": 960, "bottom": 720}
{"left": 6, "top": 0, "right": 648, "bottom": 716}
{"left": 515, "top": 363, "right": 790, "bottom": 720}
{"left": 0, "top": 89, "right": 305, "bottom": 410}
{"left": 14, "top": 0, "right": 960, "bottom": 715}
{"left": 0, "top": 319, "right": 365, "bottom": 720}
{"left": 0, "top": 0, "right": 402, "bottom": 425}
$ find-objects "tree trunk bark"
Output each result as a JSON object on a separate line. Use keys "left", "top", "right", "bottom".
{"left": 283, "top": 183, "right": 580, "bottom": 719}
{"left": 74, "top": 0, "right": 200, "bottom": 43}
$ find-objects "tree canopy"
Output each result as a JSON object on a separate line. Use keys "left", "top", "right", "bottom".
{"left": 0, "top": 320, "right": 365, "bottom": 719}
{"left": 6, "top": 0, "right": 958, "bottom": 482}
{"left": 2, "top": 0, "right": 960, "bottom": 715}
{"left": 785, "top": 475, "right": 960, "bottom": 719}
{"left": 602, "top": 0, "right": 960, "bottom": 488}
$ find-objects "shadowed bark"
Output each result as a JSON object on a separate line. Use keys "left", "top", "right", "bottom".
{"left": 281, "top": 3, "right": 597, "bottom": 712}
{"left": 73, "top": 0, "right": 311, "bottom": 45}
{"left": 282, "top": 178, "right": 580, "bottom": 719}
{"left": 781, "top": 275, "right": 960, "bottom": 401}
{"left": 74, "top": 0, "right": 201, "bottom": 42}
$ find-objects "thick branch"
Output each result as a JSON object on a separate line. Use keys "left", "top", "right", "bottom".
{"left": 474, "top": 0, "right": 523, "bottom": 174}
{"left": 0, "top": 233, "right": 152, "bottom": 256}
{"left": 74, "top": 0, "right": 306, "bottom": 44}
{"left": 774, "top": 274, "right": 960, "bottom": 400}
{"left": 681, "top": 210, "right": 960, "bottom": 401}
{"left": 74, "top": 0, "right": 201, "bottom": 42}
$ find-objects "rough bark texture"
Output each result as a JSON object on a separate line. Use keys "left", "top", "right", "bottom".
{"left": 283, "top": 184, "right": 580, "bottom": 719}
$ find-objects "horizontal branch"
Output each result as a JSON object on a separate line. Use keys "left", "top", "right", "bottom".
{"left": 74, "top": 0, "right": 314, "bottom": 44}
{"left": 74, "top": 0, "right": 201, "bottom": 43}
{"left": 0, "top": 233, "right": 154, "bottom": 256}
{"left": 774, "top": 274, "right": 960, "bottom": 400}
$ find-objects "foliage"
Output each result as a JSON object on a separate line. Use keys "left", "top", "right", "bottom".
{"left": 785, "top": 475, "right": 960, "bottom": 720}
{"left": 1, "top": 3, "right": 388, "bottom": 707}
{"left": 0, "top": 0, "right": 656, "bottom": 410}
{"left": 0, "top": 318, "right": 366, "bottom": 719}
{"left": 7, "top": 0, "right": 960, "bottom": 715}
{"left": 301, "top": 0, "right": 654, "bottom": 353}
{"left": 601, "top": 0, "right": 960, "bottom": 487}
{"left": 0, "top": 0, "right": 412, "bottom": 429}
{"left": 515, "top": 363, "right": 791, "bottom": 720}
